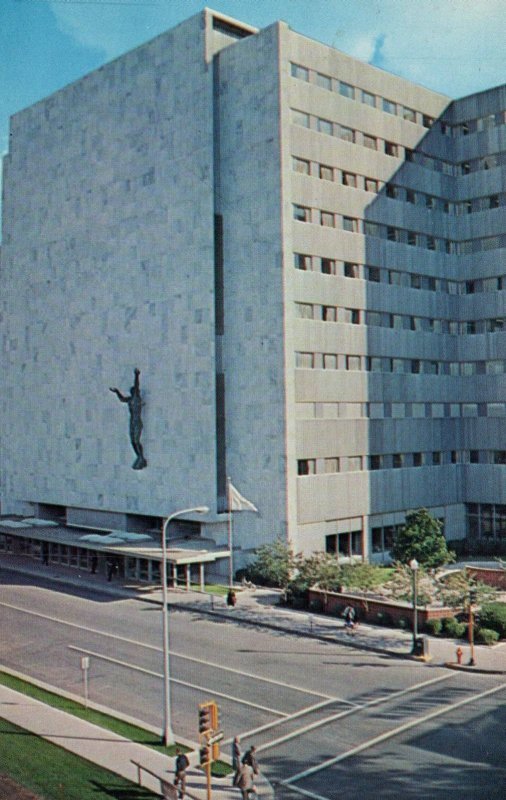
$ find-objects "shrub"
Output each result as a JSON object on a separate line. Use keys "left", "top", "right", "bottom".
{"left": 374, "top": 611, "right": 394, "bottom": 627}
{"left": 476, "top": 627, "right": 500, "bottom": 645}
{"left": 478, "top": 603, "right": 506, "bottom": 638}
{"left": 441, "top": 617, "right": 467, "bottom": 638}
{"left": 424, "top": 618, "right": 442, "bottom": 636}
{"left": 396, "top": 616, "right": 411, "bottom": 630}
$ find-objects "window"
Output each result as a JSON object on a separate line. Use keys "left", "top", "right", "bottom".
{"left": 294, "top": 253, "right": 312, "bottom": 271}
{"left": 403, "top": 107, "right": 416, "bottom": 123}
{"left": 383, "top": 98, "right": 396, "bottom": 115}
{"left": 344, "top": 262, "right": 359, "bottom": 278}
{"left": 343, "top": 216, "right": 358, "bottom": 232}
{"left": 405, "top": 148, "right": 414, "bottom": 162}
{"left": 320, "top": 211, "right": 335, "bottom": 228}
{"left": 316, "top": 72, "right": 332, "bottom": 90}
{"left": 339, "top": 125, "right": 355, "bottom": 143}
{"left": 489, "top": 195, "right": 500, "bottom": 209}
{"left": 411, "top": 360, "right": 421, "bottom": 374}
{"left": 296, "top": 352, "right": 314, "bottom": 368}
{"left": 291, "top": 109, "right": 310, "bottom": 128}
{"left": 323, "top": 353, "right": 338, "bottom": 369}
{"left": 470, "top": 451, "right": 480, "bottom": 464}
{"left": 367, "top": 266, "right": 381, "bottom": 282}
{"left": 342, "top": 172, "right": 357, "bottom": 187}
{"left": 385, "top": 141, "right": 398, "bottom": 157}
{"left": 432, "top": 452, "right": 442, "bottom": 465}
{"left": 346, "top": 355, "right": 361, "bottom": 370}
{"left": 324, "top": 457, "right": 339, "bottom": 473}
{"left": 365, "top": 178, "right": 378, "bottom": 193}
{"left": 298, "top": 459, "right": 316, "bottom": 475}
{"left": 426, "top": 196, "right": 435, "bottom": 210}
{"left": 339, "top": 81, "right": 355, "bottom": 99}
{"left": 406, "top": 189, "right": 416, "bottom": 204}
{"left": 413, "top": 453, "right": 423, "bottom": 467}
{"left": 291, "top": 63, "right": 309, "bottom": 81}
{"left": 393, "top": 454, "right": 404, "bottom": 468}
{"left": 494, "top": 451, "right": 506, "bottom": 465}
{"left": 363, "top": 134, "right": 377, "bottom": 150}
{"left": 362, "top": 90, "right": 376, "bottom": 107}
{"left": 293, "top": 156, "right": 310, "bottom": 174}
{"left": 296, "top": 303, "right": 314, "bottom": 319}
{"left": 386, "top": 184, "right": 398, "bottom": 198}
{"left": 321, "top": 257, "right": 336, "bottom": 275}
{"left": 325, "top": 534, "right": 337, "bottom": 555}
{"left": 347, "top": 457, "right": 362, "bottom": 472}
{"left": 370, "top": 455, "right": 382, "bottom": 470}
{"left": 387, "top": 227, "right": 398, "bottom": 242}
{"left": 322, "top": 306, "right": 337, "bottom": 322}
{"left": 422, "top": 114, "right": 434, "bottom": 128}
{"left": 407, "top": 231, "right": 417, "bottom": 246}
{"left": 317, "top": 117, "right": 333, "bottom": 136}
{"left": 364, "top": 221, "right": 380, "bottom": 236}
{"left": 319, "top": 164, "right": 334, "bottom": 181}
{"left": 293, "top": 204, "right": 311, "bottom": 222}
{"left": 427, "top": 236, "right": 436, "bottom": 251}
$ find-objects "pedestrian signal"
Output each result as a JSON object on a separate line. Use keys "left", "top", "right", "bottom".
{"left": 200, "top": 744, "right": 211, "bottom": 766}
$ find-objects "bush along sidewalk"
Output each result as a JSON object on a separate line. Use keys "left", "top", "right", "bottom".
{"left": 424, "top": 614, "right": 503, "bottom": 645}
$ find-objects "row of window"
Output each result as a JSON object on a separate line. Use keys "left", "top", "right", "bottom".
{"left": 298, "top": 449, "right": 506, "bottom": 476}
{"left": 293, "top": 155, "right": 504, "bottom": 215}
{"left": 294, "top": 254, "right": 504, "bottom": 295}
{"left": 290, "top": 61, "right": 506, "bottom": 141}
{"left": 441, "top": 112, "right": 506, "bottom": 137}
{"left": 295, "top": 352, "right": 506, "bottom": 375}
{"left": 296, "top": 401, "right": 506, "bottom": 420}
{"left": 290, "top": 62, "right": 433, "bottom": 128}
{"left": 291, "top": 107, "right": 505, "bottom": 177}
{"left": 295, "top": 302, "right": 505, "bottom": 335}
{"left": 467, "top": 503, "right": 506, "bottom": 540}
{"left": 293, "top": 203, "right": 506, "bottom": 255}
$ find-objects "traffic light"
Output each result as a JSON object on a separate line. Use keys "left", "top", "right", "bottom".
{"left": 210, "top": 704, "right": 220, "bottom": 760}
{"left": 199, "top": 703, "right": 213, "bottom": 735}
{"left": 200, "top": 744, "right": 211, "bottom": 767}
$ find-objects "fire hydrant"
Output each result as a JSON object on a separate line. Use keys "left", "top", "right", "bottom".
{"left": 456, "top": 646, "right": 463, "bottom": 665}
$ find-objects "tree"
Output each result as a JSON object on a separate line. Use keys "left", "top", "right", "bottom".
{"left": 247, "top": 537, "right": 295, "bottom": 590}
{"left": 292, "top": 552, "right": 343, "bottom": 593}
{"left": 436, "top": 568, "right": 496, "bottom": 611}
{"left": 391, "top": 508, "right": 455, "bottom": 569}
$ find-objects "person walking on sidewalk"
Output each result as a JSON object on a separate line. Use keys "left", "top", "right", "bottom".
{"left": 242, "top": 745, "right": 259, "bottom": 775}
{"left": 232, "top": 735, "right": 242, "bottom": 783}
{"left": 234, "top": 764, "right": 257, "bottom": 800}
{"left": 174, "top": 748, "right": 190, "bottom": 799}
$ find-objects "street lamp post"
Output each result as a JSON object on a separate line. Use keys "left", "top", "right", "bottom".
{"left": 409, "top": 558, "right": 419, "bottom": 655}
{"left": 161, "top": 505, "right": 209, "bottom": 746}
{"left": 468, "top": 588, "right": 477, "bottom": 666}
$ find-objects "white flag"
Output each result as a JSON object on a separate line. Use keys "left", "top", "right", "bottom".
{"left": 228, "top": 482, "right": 258, "bottom": 513}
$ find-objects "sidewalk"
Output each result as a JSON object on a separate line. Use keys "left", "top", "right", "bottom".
{"left": 0, "top": 683, "right": 246, "bottom": 800}
{"left": 0, "top": 552, "right": 504, "bottom": 799}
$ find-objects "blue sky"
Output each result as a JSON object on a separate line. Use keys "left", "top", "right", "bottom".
{"left": 1, "top": 0, "right": 505, "bottom": 162}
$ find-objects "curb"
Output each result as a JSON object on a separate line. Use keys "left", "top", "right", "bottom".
{"left": 443, "top": 661, "right": 506, "bottom": 676}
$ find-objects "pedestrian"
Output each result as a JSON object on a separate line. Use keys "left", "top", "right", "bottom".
{"left": 234, "top": 764, "right": 257, "bottom": 800}
{"left": 232, "top": 735, "right": 242, "bottom": 783}
{"left": 91, "top": 554, "right": 98, "bottom": 574}
{"left": 106, "top": 558, "right": 115, "bottom": 582}
{"left": 227, "top": 588, "right": 237, "bottom": 607}
{"left": 174, "top": 747, "right": 190, "bottom": 799}
{"left": 242, "top": 745, "right": 259, "bottom": 775}
{"left": 343, "top": 605, "right": 356, "bottom": 632}
{"left": 42, "top": 543, "right": 49, "bottom": 566}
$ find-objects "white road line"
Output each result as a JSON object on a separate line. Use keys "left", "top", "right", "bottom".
{"left": 1, "top": 600, "right": 340, "bottom": 702}
{"left": 67, "top": 645, "right": 288, "bottom": 717}
{"left": 283, "top": 681, "right": 506, "bottom": 785}
{"left": 255, "top": 672, "right": 454, "bottom": 754}
{"left": 275, "top": 783, "right": 330, "bottom": 800}
{"left": 232, "top": 698, "right": 341, "bottom": 742}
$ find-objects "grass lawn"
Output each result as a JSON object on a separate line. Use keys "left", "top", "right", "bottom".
{"left": 0, "top": 716, "right": 161, "bottom": 800}
{"left": 0, "top": 671, "right": 233, "bottom": 778}
{"left": 190, "top": 583, "right": 231, "bottom": 596}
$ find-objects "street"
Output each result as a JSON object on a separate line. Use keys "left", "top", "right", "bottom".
{"left": 0, "top": 569, "right": 505, "bottom": 799}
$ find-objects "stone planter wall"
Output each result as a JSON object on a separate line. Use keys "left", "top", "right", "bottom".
{"left": 466, "top": 567, "right": 506, "bottom": 590}
{"left": 308, "top": 588, "right": 453, "bottom": 627}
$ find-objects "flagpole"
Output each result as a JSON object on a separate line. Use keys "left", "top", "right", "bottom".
{"left": 227, "top": 476, "right": 233, "bottom": 587}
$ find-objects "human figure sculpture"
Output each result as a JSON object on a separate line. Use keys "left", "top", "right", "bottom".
{"left": 109, "top": 368, "right": 147, "bottom": 470}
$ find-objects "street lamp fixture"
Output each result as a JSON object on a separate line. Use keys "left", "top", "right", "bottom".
{"left": 409, "top": 558, "right": 419, "bottom": 655}
{"left": 161, "top": 505, "right": 209, "bottom": 746}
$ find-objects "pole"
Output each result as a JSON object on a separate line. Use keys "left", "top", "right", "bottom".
{"left": 205, "top": 760, "right": 212, "bottom": 800}
{"left": 468, "top": 594, "right": 476, "bottom": 666}
{"left": 409, "top": 558, "right": 419, "bottom": 654}
{"left": 227, "top": 477, "right": 233, "bottom": 588}
{"left": 161, "top": 506, "right": 209, "bottom": 746}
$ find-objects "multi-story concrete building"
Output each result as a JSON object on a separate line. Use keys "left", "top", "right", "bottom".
{"left": 1, "top": 8, "right": 505, "bottom": 574}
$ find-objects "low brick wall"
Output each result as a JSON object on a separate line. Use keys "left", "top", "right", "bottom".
{"left": 308, "top": 588, "right": 453, "bottom": 627}
{"left": 466, "top": 567, "right": 506, "bottom": 590}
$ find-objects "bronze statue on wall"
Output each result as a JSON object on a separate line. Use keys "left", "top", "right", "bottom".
{"left": 110, "top": 368, "right": 147, "bottom": 470}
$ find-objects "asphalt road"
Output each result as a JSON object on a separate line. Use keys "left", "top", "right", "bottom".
{"left": 0, "top": 569, "right": 505, "bottom": 799}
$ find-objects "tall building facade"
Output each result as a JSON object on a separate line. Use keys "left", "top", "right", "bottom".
{"left": 1, "top": 9, "right": 505, "bottom": 568}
